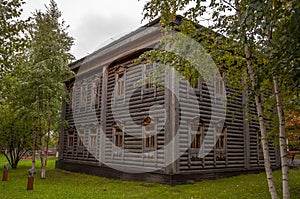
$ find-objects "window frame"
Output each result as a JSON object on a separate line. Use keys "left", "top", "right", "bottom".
{"left": 143, "top": 63, "right": 157, "bottom": 91}
{"left": 89, "top": 128, "right": 97, "bottom": 149}
{"left": 78, "top": 135, "right": 84, "bottom": 147}
{"left": 189, "top": 122, "right": 204, "bottom": 150}
{"left": 67, "top": 129, "right": 74, "bottom": 148}
{"left": 188, "top": 76, "right": 200, "bottom": 90}
{"left": 142, "top": 117, "right": 157, "bottom": 153}
{"left": 77, "top": 129, "right": 84, "bottom": 147}
{"left": 80, "top": 84, "right": 87, "bottom": 107}
{"left": 215, "top": 71, "right": 225, "bottom": 97}
{"left": 187, "top": 119, "right": 205, "bottom": 166}
{"left": 214, "top": 124, "right": 227, "bottom": 161}
{"left": 115, "top": 68, "right": 125, "bottom": 99}
{"left": 92, "top": 77, "right": 100, "bottom": 106}
{"left": 113, "top": 122, "right": 124, "bottom": 149}
{"left": 186, "top": 76, "right": 203, "bottom": 100}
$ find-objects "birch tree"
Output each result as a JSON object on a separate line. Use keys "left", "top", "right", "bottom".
{"left": 266, "top": 2, "right": 300, "bottom": 198}
{"left": 21, "top": 0, "right": 74, "bottom": 178}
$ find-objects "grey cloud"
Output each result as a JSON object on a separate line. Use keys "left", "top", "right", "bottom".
{"left": 71, "top": 13, "right": 142, "bottom": 59}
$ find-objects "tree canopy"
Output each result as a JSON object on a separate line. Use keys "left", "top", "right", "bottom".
{"left": 140, "top": 0, "right": 300, "bottom": 198}
{"left": 0, "top": 0, "right": 74, "bottom": 173}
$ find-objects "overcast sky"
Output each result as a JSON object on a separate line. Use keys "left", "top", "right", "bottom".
{"left": 22, "top": 0, "right": 146, "bottom": 60}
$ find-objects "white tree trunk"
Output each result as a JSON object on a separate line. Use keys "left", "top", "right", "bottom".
{"left": 44, "top": 109, "right": 52, "bottom": 179}
{"left": 40, "top": 131, "right": 46, "bottom": 179}
{"left": 245, "top": 44, "right": 278, "bottom": 199}
{"left": 31, "top": 117, "right": 38, "bottom": 170}
{"left": 40, "top": 164, "right": 46, "bottom": 179}
{"left": 273, "top": 75, "right": 290, "bottom": 199}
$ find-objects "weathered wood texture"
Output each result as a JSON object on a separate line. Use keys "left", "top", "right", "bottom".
{"left": 62, "top": 66, "right": 102, "bottom": 163}
{"left": 56, "top": 160, "right": 267, "bottom": 185}
{"left": 58, "top": 20, "right": 279, "bottom": 182}
{"left": 103, "top": 60, "right": 166, "bottom": 170}
{"left": 177, "top": 79, "right": 278, "bottom": 172}
{"left": 60, "top": 59, "right": 278, "bottom": 174}
{"left": 178, "top": 80, "right": 245, "bottom": 171}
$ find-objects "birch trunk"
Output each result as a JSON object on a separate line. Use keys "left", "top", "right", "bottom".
{"left": 44, "top": 103, "right": 52, "bottom": 178}
{"left": 273, "top": 75, "right": 290, "bottom": 199}
{"left": 40, "top": 119, "right": 46, "bottom": 179}
{"left": 31, "top": 117, "right": 38, "bottom": 170}
{"left": 244, "top": 44, "right": 278, "bottom": 199}
{"left": 234, "top": 0, "right": 278, "bottom": 197}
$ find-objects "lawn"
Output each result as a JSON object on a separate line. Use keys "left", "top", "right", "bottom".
{"left": 1, "top": 155, "right": 300, "bottom": 199}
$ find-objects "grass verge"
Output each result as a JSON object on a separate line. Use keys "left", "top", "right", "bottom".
{"left": 1, "top": 155, "right": 300, "bottom": 199}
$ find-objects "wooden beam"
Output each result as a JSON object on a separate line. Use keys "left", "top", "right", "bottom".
{"left": 242, "top": 78, "right": 250, "bottom": 169}
{"left": 165, "top": 67, "right": 180, "bottom": 174}
{"left": 99, "top": 66, "right": 108, "bottom": 165}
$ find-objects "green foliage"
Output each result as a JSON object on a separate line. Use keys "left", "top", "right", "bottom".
{"left": 0, "top": 0, "right": 31, "bottom": 169}
{"left": 0, "top": 0, "right": 27, "bottom": 75}
{"left": 0, "top": 104, "right": 32, "bottom": 168}
{"left": 0, "top": 0, "right": 74, "bottom": 170}
{"left": 140, "top": 0, "right": 300, "bottom": 136}
{"left": 0, "top": 156, "right": 300, "bottom": 198}
{"left": 19, "top": 0, "right": 74, "bottom": 133}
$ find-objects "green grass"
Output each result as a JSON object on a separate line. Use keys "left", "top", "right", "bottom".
{"left": 1, "top": 155, "right": 300, "bottom": 199}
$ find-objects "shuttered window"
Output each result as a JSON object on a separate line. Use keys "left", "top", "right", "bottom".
{"left": 80, "top": 85, "right": 87, "bottom": 107}
{"left": 116, "top": 70, "right": 125, "bottom": 97}
{"left": 215, "top": 71, "right": 225, "bottom": 96}
{"left": 142, "top": 117, "right": 157, "bottom": 159}
{"left": 215, "top": 126, "right": 227, "bottom": 161}
{"left": 190, "top": 124, "right": 203, "bottom": 149}
{"left": 113, "top": 124, "right": 124, "bottom": 148}
{"left": 143, "top": 64, "right": 156, "bottom": 89}
{"left": 144, "top": 122, "right": 156, "bottom": 151}
{"left": 68, "top": 130, "right": 74, "bottom": 148}
{"left": 89, "top": 128, "right": 97, "bottom": 149}
{"left": 92, "top": 79, "right": 100, "bottom": 105}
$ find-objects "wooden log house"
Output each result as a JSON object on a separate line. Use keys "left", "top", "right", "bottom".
{"left": 56, "top": 18, "right": 280, "bottom": 185}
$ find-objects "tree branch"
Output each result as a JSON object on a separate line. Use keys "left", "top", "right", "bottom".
{"left": 222, "top": 0, "right": 238, "bottom": 11}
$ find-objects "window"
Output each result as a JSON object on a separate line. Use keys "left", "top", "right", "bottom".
{"left": 68, "top": 130, "right": 74, "bottom": 147}
{"left": 80, "top": 85, "right": 87, "bottom": 107}
{"left": 116, "top": 70, "right": 125, "bottom": 97}
{"left": 92, "top": 79, "right": 100, "bottom": 105}
{"left": 145, "top": 124, "right": 155, "bottom": 147}
{"left": 215, "top": 125, "right": 226, "bottom": 161}
{"left": 190, "top": 123, "right": 203, "bottom": 149}
{"left": 143, "top": 117, "right": 157, "bottom": 152}
{"left": 76, "top": 129, "right": 85, "bottom": 148}
{"left": 113, "top": 123, "right": 124, "bottom": 148}
{"left": 188, "top": 77, "right": 199, "bottom": 90}
{"left": 188, "top": 119, "right": 204, "bottom": 163}
{"left": 78, "top": 135, "right": 84, "bottom": 147}
{"left": 143, "top": 64, "right": 156, "bottom": 89}
{"left": 89, "top": 128, "right": 97, "bottom": 149}
{"left": 216, "top": 127, "right": 226, "bottom": 150}
{"left": 187, "top": 76, "right": 203, "bottom": 101}
{"left": 215, "top": 71, "right": 225, "bottom": 96}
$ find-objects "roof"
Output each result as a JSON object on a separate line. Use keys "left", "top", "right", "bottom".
{"left": 69, "top": 17, "right": 162, "bottom": 69}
